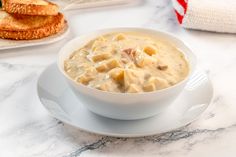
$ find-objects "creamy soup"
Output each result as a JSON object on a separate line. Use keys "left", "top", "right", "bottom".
{"left": 64, "top": 32, "right": 189, "bottom": 93}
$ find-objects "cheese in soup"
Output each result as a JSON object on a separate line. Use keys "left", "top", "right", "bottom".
{"left": 64, "top": 32, "right": 189, "bottom": 93}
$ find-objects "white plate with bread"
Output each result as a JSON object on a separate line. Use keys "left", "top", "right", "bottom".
{"left": 0, "top": 0, "right": 68, "bottom": 50}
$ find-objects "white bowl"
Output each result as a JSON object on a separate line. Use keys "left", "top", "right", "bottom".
{"left": 57, "top": 27, "right": 196, "bottom": 120}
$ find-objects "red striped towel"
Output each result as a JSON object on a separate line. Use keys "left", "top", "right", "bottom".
{"left": 172, "top": 0, "right": 236, "bottom": 33}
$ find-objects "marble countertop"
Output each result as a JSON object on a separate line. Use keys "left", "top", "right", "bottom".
{"left": 1, "top": 0, "right": 236, "bottom": 156}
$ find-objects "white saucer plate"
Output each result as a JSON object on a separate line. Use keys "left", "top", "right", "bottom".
{"left": 37, "top": 64, "right": 213, "bottom": 137}
{"left": 0, "top": 25, "right": 69, "bottom": 50}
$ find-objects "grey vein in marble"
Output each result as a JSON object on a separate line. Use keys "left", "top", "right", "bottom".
{"left": 64, "top": 137, "right": 113, "bottom": 157}
{"left": 0, "top": 62, "right": 42, "bottom": 102}
{"left": 64, "top": 122, "right": 236, "bottom": 157}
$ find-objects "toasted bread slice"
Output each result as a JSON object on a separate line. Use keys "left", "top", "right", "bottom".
{"left": 0, "top": 11, "right": 66, "bottom": 40}
{"left": 2, "top": 0, "right": 59, "bottom": 16}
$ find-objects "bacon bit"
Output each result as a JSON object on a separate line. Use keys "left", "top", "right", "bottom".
{"left": 157, "top": 65, "right": 168, "bottom": 70}
{"left": 121, "top": 58, "right": 129, "bottom": 64}
{"left": 122, "top": 48, "right": 136, "bottom": 61}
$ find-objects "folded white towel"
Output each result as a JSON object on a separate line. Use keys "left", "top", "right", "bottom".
{"left": 172, "top": 0, "right": 236, "bottom": 33}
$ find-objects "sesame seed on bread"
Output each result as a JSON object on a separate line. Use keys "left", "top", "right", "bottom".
{"left": 0, "top": 11, "right": 67, "bottom": 40}
{"left": 2, "top": 0, "right": 59, "bottom": 16}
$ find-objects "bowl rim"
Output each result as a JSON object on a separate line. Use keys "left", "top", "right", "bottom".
{"left": 57, "top": 27, "right": 197, "bottom": 95}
